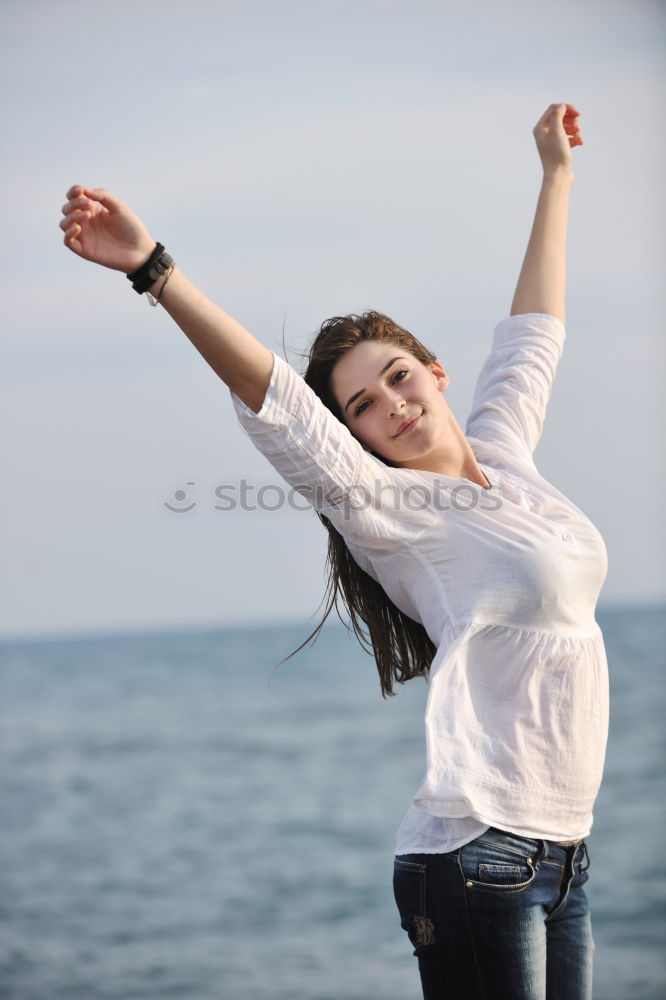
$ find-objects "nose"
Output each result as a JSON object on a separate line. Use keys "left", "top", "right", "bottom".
{"left": 385, "top": 386, "right": 407, "bottom": 418}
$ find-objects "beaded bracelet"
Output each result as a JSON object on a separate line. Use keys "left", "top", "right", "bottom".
{"left": 145, "top": 263, "right": 175, "bottom": 307}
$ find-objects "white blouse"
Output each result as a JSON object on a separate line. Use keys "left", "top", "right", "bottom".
{"left": 229, "top": 313, "right": 609, "bottom": 853}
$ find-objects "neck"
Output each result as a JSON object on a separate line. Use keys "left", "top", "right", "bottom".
{"left": 399, "top": 414, "right": 491, "bottom": 489}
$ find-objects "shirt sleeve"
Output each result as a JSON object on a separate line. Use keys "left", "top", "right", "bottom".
{"left": 464, "top": 313, "right": 565, "bottom": 465}
{"left": 228, "top": 351, "right": 438, "bottom": 551}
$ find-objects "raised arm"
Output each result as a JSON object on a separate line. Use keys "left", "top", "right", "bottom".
{"left": 510, "top": 103, "right": 583, "bottom": 325}
{"left": 60, "top": 186, "right": 273, "bottom": 413}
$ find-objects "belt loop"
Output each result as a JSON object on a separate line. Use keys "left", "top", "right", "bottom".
{"left": 565, "top": 842, "right": 581, "bottom": 883}
{"left": 533, "top": 838, "right": 547, "bottom": 869}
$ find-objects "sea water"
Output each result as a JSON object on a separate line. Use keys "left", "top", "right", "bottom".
{"left": 0, "top": 604, "right": 664, "bottom": 999}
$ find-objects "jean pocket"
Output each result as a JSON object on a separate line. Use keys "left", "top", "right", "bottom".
{"left": 458, "top": 838, "right": 537, "bottom": 894}
{"left": 393, "top": 857, "right": 436, "bottom": 951}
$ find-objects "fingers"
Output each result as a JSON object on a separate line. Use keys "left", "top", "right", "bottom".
{"left": 534, "top": 103, "right": 584, "bottom": 146}
{"left": 65, "top": 185, "right": 124, "bottom": 212}
{"left": 61, "top": 198, "right": 92, "bottom": 218}
{"left": 62, "top": 220, "right": 82, "bottom": 255}
{"left": 85, "top": 187, "right": 125, "bottom": 212}
{"left": 561, "top": 104, "right": 583, "bottom": 146}
{"left": 59, "top": 213, "right": 85, "bottom": 232}
{"left": 536, "top": 103, "right": 581, "bottom": 127}
{"left": 60, "top": 186, "right": 91, "bottom": 256}
{"left": 60, "top": 192, "right": 92, "bottom": 249}
{"left": 61, "top": 184, "right": 112, "bottom": 241}
{"left": 552, "top": 102, "right": 580, "bottom": 116}
{"left": 549, "top": 104, "right": 577, "bottom": 130}
{"left": 62, "top": 186, "right": 95, "bottom": 230}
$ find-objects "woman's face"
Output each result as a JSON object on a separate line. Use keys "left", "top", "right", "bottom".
{"left": 330, "top": 339, "right": 451, "bottom": 467}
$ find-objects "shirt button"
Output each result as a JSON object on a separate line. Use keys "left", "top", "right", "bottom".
{"left": 562, "top": 530, "right": 571, "bottom": 541}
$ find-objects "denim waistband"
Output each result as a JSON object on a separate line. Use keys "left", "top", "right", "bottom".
{"left": 479, "top": 826, "right": 587, "bottom": 860}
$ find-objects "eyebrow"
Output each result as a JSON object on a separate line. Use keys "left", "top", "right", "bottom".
{"left": 344, "top": 356, "right": 408, "bottom": 413}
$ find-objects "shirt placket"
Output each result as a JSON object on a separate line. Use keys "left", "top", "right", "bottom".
{"left": 488, "top": 469, "right": 579, "bottom": 549}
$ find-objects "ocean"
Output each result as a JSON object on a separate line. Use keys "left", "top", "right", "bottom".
{"left": 1, "top": 604, "right": 664, "bottom": 1000}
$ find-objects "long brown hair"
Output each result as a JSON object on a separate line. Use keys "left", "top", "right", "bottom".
{"left": 284, "top": 310, "right": 438, "bottom": 698}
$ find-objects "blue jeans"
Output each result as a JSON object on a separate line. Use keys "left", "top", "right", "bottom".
{"left": 393, "top": 826, "right": 593, "bottom": 1000}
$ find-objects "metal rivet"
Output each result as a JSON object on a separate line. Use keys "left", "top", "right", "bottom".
{"left": 466, "top": 880, "right": 474, "bottom": 888}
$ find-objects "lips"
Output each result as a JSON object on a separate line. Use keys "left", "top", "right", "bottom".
{"left": 393, "top": 411, "right": 422, "bottom": 437}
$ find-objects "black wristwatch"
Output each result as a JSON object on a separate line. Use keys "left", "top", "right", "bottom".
{"left": 127, "top": 243, "right": 174, "bottom": 295}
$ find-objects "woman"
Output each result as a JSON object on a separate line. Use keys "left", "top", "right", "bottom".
{"left": 60, "top": 103, "right": 607, "bottom": 1000}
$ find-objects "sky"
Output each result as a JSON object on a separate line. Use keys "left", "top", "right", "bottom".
{"left": 0, "top": 0, "right": 664, "bottom": 640}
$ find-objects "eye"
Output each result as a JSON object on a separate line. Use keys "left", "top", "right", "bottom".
{"left": 353, "top": 369, "right": 409, "bottom": 417}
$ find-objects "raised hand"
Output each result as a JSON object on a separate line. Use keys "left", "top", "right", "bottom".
{"left": 533, "top": 104, "right": 583, "bottom": 176}
{"left": 60, "top": 185, "right": 156, "bottom": 273}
